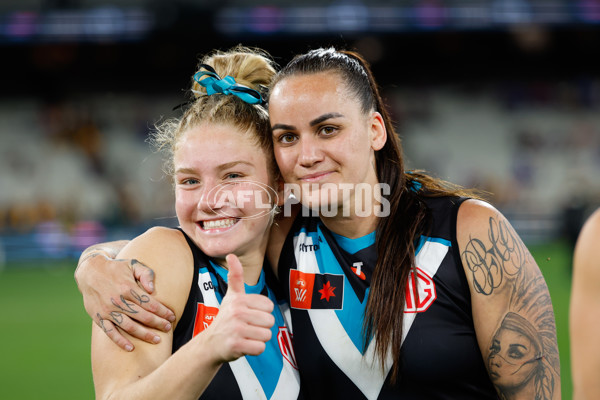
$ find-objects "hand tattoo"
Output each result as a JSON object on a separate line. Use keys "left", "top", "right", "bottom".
{"left": 110, "top": 312, "right": 124, "bottom": 325}
{"left": 111, "top": 296, "right": 138, "bottom": 314}
{"left": 130, "top": 289, "right": 150, "bottom": 305}
{"left": 97, "top": 313, "right": 113, "bottom": 333}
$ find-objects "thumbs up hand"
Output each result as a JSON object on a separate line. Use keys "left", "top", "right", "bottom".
{"left": 203, "top": 254, "right": 275, "bottom": 363}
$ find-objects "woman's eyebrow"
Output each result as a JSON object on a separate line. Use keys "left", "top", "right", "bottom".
{"left": 310, "top": 112, "right": 344, "bottom": 126}
{"left": 271, "top": 123, "right": 295, "bottom": 131}
{"left": 271, "top": 112, "right": 345, "bottom": 132}
{"left": 217, "top": 161, "right": 254, "bottom": 171}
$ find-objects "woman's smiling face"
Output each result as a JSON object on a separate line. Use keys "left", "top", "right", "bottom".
{"left": 268, "top": 71, "right": 386, "bottom": 214}
{"left": 174, "top": 122, "right": 276, "bottom": 261}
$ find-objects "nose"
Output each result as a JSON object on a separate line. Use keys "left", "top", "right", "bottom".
{"left": 489, "top": 354, "right": 501, "bottom": 367}
{"left": 298, "top": 135, "right": 323, "bottom": 168}
{"left": 197, "top": 180, "right": 223, "bottom": 214}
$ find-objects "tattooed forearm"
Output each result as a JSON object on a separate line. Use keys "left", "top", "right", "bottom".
{"left": 487, "top": 276, "right": 560, "bottom": 399}
{"left": 462, "top": 215, "right": 531, "bottom": 296}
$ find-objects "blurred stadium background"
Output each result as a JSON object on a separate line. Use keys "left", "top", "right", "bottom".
{"left": 1, "top": 0, "right": 599, "bottom": 398}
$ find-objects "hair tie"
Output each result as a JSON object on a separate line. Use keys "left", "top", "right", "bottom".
{"left": 193, "top": 64, "right": 264, "bottom": 105}
{"left": 409, "top": 180, "right": 422, "bottom": 193}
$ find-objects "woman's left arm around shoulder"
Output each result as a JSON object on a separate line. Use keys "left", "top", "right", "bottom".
{"left": 457, "top": 199, "right": 561, "bottom": 400}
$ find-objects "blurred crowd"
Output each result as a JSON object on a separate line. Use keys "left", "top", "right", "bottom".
{"left": 0, "top": 78, "right": 599, "bottom": 263}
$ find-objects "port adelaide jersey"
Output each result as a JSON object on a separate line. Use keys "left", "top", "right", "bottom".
{"left": 173, "top": 229, "right": 301, "bottom": 400}
{"left": 278, "top": 197, "right": 498, "bottom": 399}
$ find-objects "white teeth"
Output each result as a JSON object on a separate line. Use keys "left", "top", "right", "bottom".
{"left": 202, "top": 218, "right": 237, "bottom": 230}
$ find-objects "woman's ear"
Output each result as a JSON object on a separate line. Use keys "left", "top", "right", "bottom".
{"left": 369, "top": 111, "right": 387, "bottom": 151}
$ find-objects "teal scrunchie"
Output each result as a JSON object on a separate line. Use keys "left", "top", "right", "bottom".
{"left": 193, "top": 64, "right": 264, "bottom": 105}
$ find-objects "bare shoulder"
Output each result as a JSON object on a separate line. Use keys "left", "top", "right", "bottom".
{"left": 119, "top": 226, "right": 194, "bottom": 316}
{"left": 571, "top": 208, "right": 600, "bottom": 399}
{"left": 574, "top": 208, "right": 600, "bottom": 277}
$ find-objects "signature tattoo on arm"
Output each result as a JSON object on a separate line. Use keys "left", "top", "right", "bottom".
{"left": 461, "top": 216, "right": 532, "bottom": 295}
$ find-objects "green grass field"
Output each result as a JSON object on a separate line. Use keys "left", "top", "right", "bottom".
{"left": 0, "top": 241, "right": 574, "bottom": 399}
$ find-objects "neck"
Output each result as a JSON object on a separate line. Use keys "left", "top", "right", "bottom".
{"left": 318, "top": 180, "right": 382, "bottom": 238}
{"left": 214, "top": 248, "right": 266, "bottom": 286}
{"left": 320, "top": 211, "right": 379, "bottom": 239}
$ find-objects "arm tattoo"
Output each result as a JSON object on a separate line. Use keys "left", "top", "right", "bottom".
{"left": 487, "top": 278, "right": 560, "bottom": 399}
{"left": 461, "top": 216, "right": 531, "bottom": 295}
{"left": 462, "top": 214, "right": 560, "bottom": 398}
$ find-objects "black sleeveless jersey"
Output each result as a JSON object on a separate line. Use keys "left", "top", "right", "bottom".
{"left": 277, "top": 197, "right": 498, "bottom": 399}
{"left": 173, "top": 229, "right": 301, "bottom": 400}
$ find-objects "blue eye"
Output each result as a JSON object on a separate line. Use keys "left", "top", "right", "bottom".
{"left": 226, "top": 173, "right": 242, "bottom": 179}
{"left": 182, "top": 178, "right": 199, "bottom": 185}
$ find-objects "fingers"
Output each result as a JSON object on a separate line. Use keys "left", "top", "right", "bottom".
{"left": 97, "top": 308, "right": 164, "bottom": 349}
{"left": 245, "top": 293, "right": 275, "bottom": 313}
{"left": 95, "top": 314, "right": 134, "bottom": 352}
{"left": 131, "top": 258, "right": 156, "bottom": 293}
{"left": 225, "top": 254, "right": 245, "bottom": 294}
{"left": 109, "top": 293, "right": 173, "bottom": 332}
{"left": 112, "top": 312, "right": 164, "bottom": 345}
{"left": 127, "top": 259, "right": 175, "bottom": 323}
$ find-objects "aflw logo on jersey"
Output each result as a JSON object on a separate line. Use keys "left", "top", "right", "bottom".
{"left": 192, "top": 303, "right": 219, "bottom": 336}
{"left": 289, "top": 270, "right": 344, "bottom": 310}
{"left": 404, "top": 267, "right": 437, "bottom": 313}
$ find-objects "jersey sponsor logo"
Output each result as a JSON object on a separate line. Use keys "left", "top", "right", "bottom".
{"left": 277, "top": 326, "right": 298, "bottom": 369}
{"left": 298, "top": 243, "right": 320, "bottom": 252}
{"left": 404, "top": 267, "right": 437, "bottom": 313}
{"left": 351, "top": 261, "right": 366, "bottom": 280}
{"left": 289, "top": 270, "right": 344, "bottom": 310}
{"left": 192, "top": 303, "right": 219, "bottom": 336}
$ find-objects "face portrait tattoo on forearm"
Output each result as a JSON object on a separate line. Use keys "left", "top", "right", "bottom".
{"left": 486, "top": 277, "right": 560, "bottom": 400}
{"left": 97, "top": 313, "right": 113, "bottom": 333}
{"left": 461, "top": 216, "right": 532, "bottom": 296}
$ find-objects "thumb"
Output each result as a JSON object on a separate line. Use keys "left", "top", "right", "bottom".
{"left": 132, "top": 259, "right": 156, "bottom": 293}
{"left": 225, "top": 254, "right": 246, "bottom": 295}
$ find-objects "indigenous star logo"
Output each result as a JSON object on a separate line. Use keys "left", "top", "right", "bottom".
{"left": 318, "top": 281, "right": 336, "bottom": 302}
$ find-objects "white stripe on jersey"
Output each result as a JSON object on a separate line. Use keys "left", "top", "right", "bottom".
{"left": 401, "top": 239, "right": 449, "bottom": 343}
{"left": 293, "top": 232, "right": 449, "bottom": 400}
{"left": 198, "top": 270, "right": 220, "bottom": 308}
{"left": 229, "top": 353, "right": 301, "bottom": 400}
{"left": 294, "top": 231, "right": 391, "bottom": 400}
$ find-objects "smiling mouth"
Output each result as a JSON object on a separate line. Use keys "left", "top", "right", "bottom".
{"left": 200, "top": 218, "right": 238, "bottom": 231}
{"left": 299, "top": 171, "right": 332, "bottom": 182}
